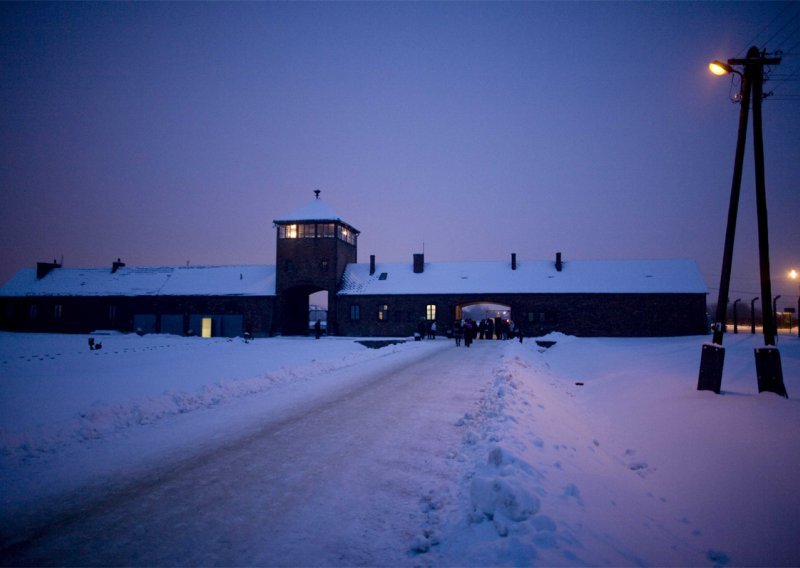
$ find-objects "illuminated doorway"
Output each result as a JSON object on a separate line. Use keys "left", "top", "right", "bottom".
{"left": 201, "top": 317, "right": 212, "bottom": 338}
{"left": 456, "top": 302, "right": 511, "bottom": 340}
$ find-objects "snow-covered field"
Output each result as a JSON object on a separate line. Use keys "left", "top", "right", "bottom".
{"left": 1, "top": 331, "right": 798, "bottom": 566}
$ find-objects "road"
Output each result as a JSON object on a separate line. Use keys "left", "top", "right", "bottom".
{"left": 2, "top": 340, "right": 503, "bottom": 566}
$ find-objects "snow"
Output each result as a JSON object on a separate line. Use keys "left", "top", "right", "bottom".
{"left": 0, "top": 264, "right": 277, "bottom": 297}
{"left": 272, "top": 196, "right": 347, "bottom": 223}
{"left": 1, "top": 258, "right": 707, "bottom": 299}
{"left": 340, "top": 258, "right": 709, "bottom": 295}
{"left": 1, "top": 331, "right": 798, "bottom": 565}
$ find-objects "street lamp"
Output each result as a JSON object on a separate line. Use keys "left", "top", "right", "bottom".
{"left": 709, "top": 60, "right": 737, "bottom": 76}
{"left": 697, "top": 46, "right": 788, "bottom": 398}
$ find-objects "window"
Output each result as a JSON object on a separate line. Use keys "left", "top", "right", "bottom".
{"left": 350, "top": 304, "right": 361, "bottom": 321}
{"left": 338, "top": 225, "right": 357, "bottom": 245}
{"left": 320, "top": 260, "right": 329, "bottom": 271}
{"left": 54, "top": 305, "right": 62, "bottom": 320}
{"left": 298, "top": 223, "right": 315, "bottom": 238}
{"left": 283, "top": 224, "right": 298, "bottom": 239}
{"left": 426, "top": 304, "right": 437, "bottom": 321}
{"left": 29, "top": 304, "right": 37, "bottom": 320}
{"left": 318, "top": 223, "right": 335, "bottom": 238}
{"left": 109, "top": 305, "right": 117, "bottom": 321}
{"left": 378, "top": 304, "right": 389, "bottom": 321}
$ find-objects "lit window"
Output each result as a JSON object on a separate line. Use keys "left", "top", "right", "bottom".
{"left": 202, "top": 317, "right": 212, "bottom": 338}
{"left": 426, "top": 304, "right": 436, "bottom": 321}
{"left": 378, "top": 304, "right": 389, "bottom": 321}
{"left": 286, "top": 224, "right": 298, "bottom": 239}
{"left": 337, "top": 225, "right": 356, "bottom": 245}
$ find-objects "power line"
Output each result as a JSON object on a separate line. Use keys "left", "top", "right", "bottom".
{"left": 762, "top": 10, "right": 800, "bottom": 48}
{"left": 737, "top": 3, "right": 798, "bottom": 56}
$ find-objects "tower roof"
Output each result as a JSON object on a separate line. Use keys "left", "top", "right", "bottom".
{"left": 273, "top": 193, "right": 344, "bottom": 224}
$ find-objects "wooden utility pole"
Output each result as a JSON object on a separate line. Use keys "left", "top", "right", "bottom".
{"left": 697, "top": 46, "right": 787, "bottom": 397}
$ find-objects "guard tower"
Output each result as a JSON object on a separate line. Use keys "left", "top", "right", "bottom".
{"left": 273, "top": 191, "right": 359, "bottom": 335}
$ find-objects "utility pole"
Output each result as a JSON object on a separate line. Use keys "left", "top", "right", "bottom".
{"left": 698, "top": 46, "right": 787, "bottom": 398}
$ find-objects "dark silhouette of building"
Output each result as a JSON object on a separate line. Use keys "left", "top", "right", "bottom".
{"left": 0, "top": 193, "right": 708, "bottom": 338}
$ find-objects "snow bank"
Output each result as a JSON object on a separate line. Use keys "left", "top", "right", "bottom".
{"left": 425, "top": 335, "right": 800, "bottom": 566}
{"left": 0, "top": 333, "right": 417, "bottom": 461}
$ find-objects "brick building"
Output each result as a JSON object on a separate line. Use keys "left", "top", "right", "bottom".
{"left": 0, "top": 193, "right": 708, "bottom": 337}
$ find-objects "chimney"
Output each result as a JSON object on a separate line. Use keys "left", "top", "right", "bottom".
{"left": 555, "top": 252, "right": 563, "bottom": 272}
{"left": 112, "top": 258, "right": 126, "bottom": 273}
{"left": 369, "top": 254, "right": 376, "bottom": 275}
{"left": 511, "top": 253, "right": 517, "bottom": 270}
{"left": 413, "top": 253, "right": 424, "bottom": 274}
{"left": 36, "top": 260, "right": 61, "bottom": 280}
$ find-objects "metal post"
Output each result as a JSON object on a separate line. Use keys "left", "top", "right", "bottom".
{"left": 751, "top": 297, "right": 759, "bottom": 334}
{"left": 733, "top": 299, "right": 741, "bottom": 333}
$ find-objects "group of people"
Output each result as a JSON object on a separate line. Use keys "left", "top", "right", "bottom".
{"left": 416, "top": 319, "right": 438, "bottom": 340}
{"left": 453, "top": 317, "right": 522, "bottom": 347}
{"left": 415, "top": 317, "right": 523, "bottom": 346}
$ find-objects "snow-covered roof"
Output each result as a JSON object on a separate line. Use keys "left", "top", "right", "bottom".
{"left": 338, "top": 259, "right": 708, "bottom": 295}
{"left": 0, "top": 265, "right": 277, "bottom": 297}
{"left": 273, "top": 196, "right": 345, "bottom": 224}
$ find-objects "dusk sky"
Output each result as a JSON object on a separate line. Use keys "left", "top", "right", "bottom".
{"left": 2, "top": 2, "right": 799, "bottom": 303}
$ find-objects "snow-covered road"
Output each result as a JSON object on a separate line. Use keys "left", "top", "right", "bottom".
{"left": 3, "top": 340, "right": 497, "bottom": 566}
{"left": 2, "top": 332, "right": 798, "bottom": 566}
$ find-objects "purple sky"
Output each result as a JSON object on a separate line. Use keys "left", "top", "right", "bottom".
{"left": 2, "top": 2, "right": 799, "bottom": 303}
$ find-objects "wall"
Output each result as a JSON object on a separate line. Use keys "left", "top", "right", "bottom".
{"left": 0, "top": 296, "right": 275, "bottom": 337}
{"left": 335, "top": 293, "right": 708, "bottom": 338}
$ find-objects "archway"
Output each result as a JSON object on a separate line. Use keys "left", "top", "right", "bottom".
{"left": 456, "top": 302, "right": 512, "bottom": 340}
{"left": 281, "top": 286, "right": 329, "bottom": 335}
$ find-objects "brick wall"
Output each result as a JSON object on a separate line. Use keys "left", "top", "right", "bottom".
{"left": 335, "top": 293, "right": 707, "bottom": 338}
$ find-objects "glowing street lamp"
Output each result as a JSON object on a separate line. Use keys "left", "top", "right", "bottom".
{"left": 697, "top": 46, "right": 787, "bottom": 398}
{"left": 708, "top": 60, "right": 737, "bottom": 76}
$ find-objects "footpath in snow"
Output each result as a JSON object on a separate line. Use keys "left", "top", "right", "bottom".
{"left": 1, "top": 331, "right": 799, "bottom": 566}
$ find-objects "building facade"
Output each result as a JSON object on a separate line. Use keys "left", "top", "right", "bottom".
{"left": 0, "top": 194, "right": 709, "bottom": 338}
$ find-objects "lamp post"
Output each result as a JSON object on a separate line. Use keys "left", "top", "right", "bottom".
{"left": 698, "top": 46, "right": 787, "bottom": 398}
{"left": 733, "top": 298, "right": 741, "bottom": 333}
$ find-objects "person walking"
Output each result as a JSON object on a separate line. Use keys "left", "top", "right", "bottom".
{"left": 453, "top": 319, "right": 463, "bottom": 347}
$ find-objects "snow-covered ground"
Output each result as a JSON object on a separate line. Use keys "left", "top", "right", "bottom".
{"left": 1, "top": 331, "right": 798, "bottom": 565}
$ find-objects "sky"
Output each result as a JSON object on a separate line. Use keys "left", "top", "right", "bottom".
{"left": 2, "top": 1, "right": 799, "bottom": 304}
